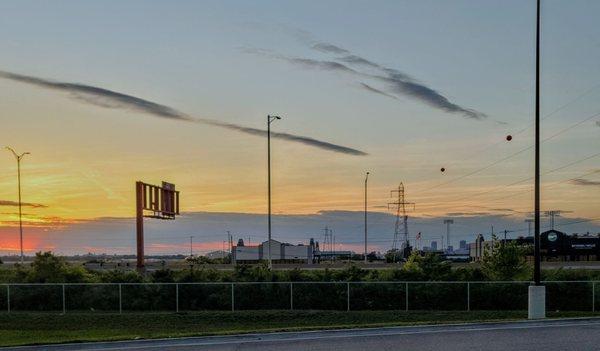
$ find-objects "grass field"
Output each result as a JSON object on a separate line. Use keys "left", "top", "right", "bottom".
{"left": 2, "top": 310, "right": 600, "bottom": 347}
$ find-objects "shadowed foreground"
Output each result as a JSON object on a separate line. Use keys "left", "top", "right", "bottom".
{"left": 1, "top": 311, "right": 600, "bottom": 348}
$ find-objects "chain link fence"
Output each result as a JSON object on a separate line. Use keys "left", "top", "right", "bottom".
{"left": 0, "top": 281, "right": 596, "bottom": 313}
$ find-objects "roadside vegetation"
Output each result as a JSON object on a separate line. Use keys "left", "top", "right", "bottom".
{"left": 1, "top": 248, "right": 599, "bottom": 285}
{"left": 0, "top": 249, "right": 598, "bottom": 314}
{"left": 0, "top": 249, "right": 599, "bottom": 347}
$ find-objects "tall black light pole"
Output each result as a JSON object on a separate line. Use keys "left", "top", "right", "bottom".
{"left": 5, "top": 147, "right": 30, "bottom": 264}
{"left": 364, "top": 172, "right": 369, "bottom": 263}
{"left": 529, "top": 0, "right": 545, "bottom": 319}
{"left": 534, "top": 0, "right": 541, "bottom": 286}
{"left": 267, "top": 115, "right": 281, "bottom": 269}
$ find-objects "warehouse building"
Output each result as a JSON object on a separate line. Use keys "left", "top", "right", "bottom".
{"left": 232, "top": 238, "right": 319, "bottom": 264}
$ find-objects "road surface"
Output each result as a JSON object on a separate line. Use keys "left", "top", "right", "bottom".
{"left": 3, "top": 318, "right": 600, "bottom": 351}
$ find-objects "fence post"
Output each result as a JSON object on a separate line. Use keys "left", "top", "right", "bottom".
{"left": 6, "top": 285, "right": 10, "bottom": 313}
{"left": 593, "top": 282, "right": 596, "bottom": 313}
{"left": 290, "top": 283, "right": 293, "bottom": 310}
{"left": 231, "top": 283, "right": 235, "bottom": 312}
{"left": 118, "top": 284, "right": 122, "bottom": 314}
{"left": 405, "top": 282, "right": 409, "bottom": 312}
{"left": 176, "top": 283, "right": 179, "bottom": 313}
{"left": 467, "top": 282, "right": 471, "bottom": 312}
{"left": 62, "top": 284, "right": 66, "bottom": 314}
{"left": 347, "top": 282, "right": 350, "bottom": 311}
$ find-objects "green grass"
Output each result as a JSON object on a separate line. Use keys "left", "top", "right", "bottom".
{"left": 1, "top": 310, "right": 599, "bottom": 347}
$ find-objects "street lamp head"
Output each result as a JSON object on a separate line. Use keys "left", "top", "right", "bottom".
{"left": 5, "top": 147, "right": 30, "bottom": 159}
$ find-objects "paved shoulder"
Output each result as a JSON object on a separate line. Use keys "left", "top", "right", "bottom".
{"left": 3, "top": 318, "right": 600, "bottom": 351}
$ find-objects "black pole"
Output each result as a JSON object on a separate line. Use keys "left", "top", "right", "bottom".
{"left": 267, "top": 115, "right": 272, "bottom": 269}
{"left": 534, "top": 0, "right": 542, "bottom": 285}
{"left": 17, "top": 156, "right": 23, "bottom": 264}
{"left": 364, "top": 172, "right": 369, "bottom": 263}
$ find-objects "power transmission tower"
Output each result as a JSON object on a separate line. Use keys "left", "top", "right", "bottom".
{"left": 388, "top": 183, "right": 415, "bottom": 261}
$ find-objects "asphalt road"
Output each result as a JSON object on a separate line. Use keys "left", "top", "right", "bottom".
{"left": 4, "top": 318, "right": 600, "bottom": 351}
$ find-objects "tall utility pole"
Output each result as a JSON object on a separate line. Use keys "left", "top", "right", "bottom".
{"left": 5, "top": 147, "right": 30, "bottom": 264}
{"left": 322, "top": 226, "right": 330, "bottom": 261}
{"left": 443, "top": 219, "right": 454, "bottom": 252}
{"left": 389, "top": 183, "right": 414, "bottom": 260}
{"left": 529, "top": 0, "right": 545, "bottom": 320}
{"left": 525, "top": 219, "right": 534, "bottom": 236}
{"left": 364, "top": 172, "right": 370, "bottom": 263}
{"left": 332, "top": 231, "right": 336, "bottom": 262}
{"left": 267, "top": 115, "right": 281, "bottom": 269}
{"left": 189, "top": 236, "right": 194, "bottom": 257}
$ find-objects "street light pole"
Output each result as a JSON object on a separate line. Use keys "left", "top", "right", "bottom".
{"left": 534, "top": 0, "right": 541, "bottom": 287}
{"left": 267, "top": 115, "right": 281, "bottom": 270}
{"left": 189, "top": 236, "right": 194, "bottom": 257}
{"left": 364, "top": 172, "right": 369, "bottom": 263}
{"left": 525, "top": 219, "right": 534, "bottom": 237}
{"left": 5, "top": 147, "right": 30, "bottom": 264}
{"left": 529, "top": 0, "right": 545, "bottom": 320}
{"left": 443, "top": 219, "right": 454, "bottom": 252}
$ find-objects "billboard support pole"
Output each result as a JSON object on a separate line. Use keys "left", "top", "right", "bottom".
{"left": 136, "top": 181, "right": 145, "bottom": 270}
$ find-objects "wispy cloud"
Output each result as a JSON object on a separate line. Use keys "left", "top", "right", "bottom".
{"left": 312, "top": 43, "right": 349, "bottom": 55}
{"left": 0, "top": 200, "right": 47, "bottom": 208}
{"left": 246, "top": 32, "right": 487, "bottom": 120}
{"left": 571, "top": 178, "right": 600, "bottom": 187}
{"left": 0, "top": 70, "right": 367, "bottom": 156}
{"left": 359, "top": 82, "right": 399, "bottom": 100}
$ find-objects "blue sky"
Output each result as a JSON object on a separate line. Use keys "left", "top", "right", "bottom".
{"left": 0, "top": 0, "right": 598, "bottom": 255}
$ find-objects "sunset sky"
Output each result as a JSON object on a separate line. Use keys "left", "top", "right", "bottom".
{"left": 1, "top": 0, "right": 599, "bottom": 255}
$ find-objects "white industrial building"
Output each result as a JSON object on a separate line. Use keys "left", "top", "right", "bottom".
{"left": 233, "top": 238, "right": 318, "bottom": 264}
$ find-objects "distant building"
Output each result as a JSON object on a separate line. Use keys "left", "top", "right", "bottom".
{"left": 469, "top": 234, "right": 491, "bottom": 261}
{"left": 319, "top": 250, "right": 353, "bottom": 260}
{"left": 459, "top": 240, "right": 467, "bottom": 250}
{"left": 468, "top": 230, "right": 600, "bottom": 262}
{"left": 232, "top": 238, "right": 318, "bottom": 264}
{"left": 431, "top": 241, "right": 438, "bottom": 251}
{"left": 205, "top": 250, "right": 229, "bottom": 259}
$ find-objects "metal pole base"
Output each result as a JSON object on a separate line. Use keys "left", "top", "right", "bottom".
{"left": 528, "top": 285, "right": 546, "bottom": 319}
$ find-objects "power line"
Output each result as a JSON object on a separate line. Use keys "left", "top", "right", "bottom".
{"left": 414, "top": 110, "right": 600, "bottom": 198}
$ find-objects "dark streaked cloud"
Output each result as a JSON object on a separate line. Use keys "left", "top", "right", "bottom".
{"left": 445, "top": 212, "right": 492, "bottom": 217}
{"left": 291, "top": 32, "right": 487, "bottom": 119}
{"left": 0, "top": 200, "right": 47, "bottom": 208}
{"left": 359, "top": 82, "right": 398, "bottom": 100}
{"left": 0, "top": 70, "right": 366, "bottom": 156}
{"left": 247, "top": 39, "right": 487, "bottom": 120}
{"left": 571, "top": 178, "right": 600, "bottom": 186}
{"left": 312, "top": 43, "right": 349, "bottom": 55}
{"left": 276, "top": 54, "right": 486, "bottom": 120}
